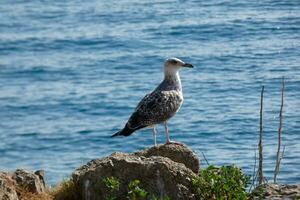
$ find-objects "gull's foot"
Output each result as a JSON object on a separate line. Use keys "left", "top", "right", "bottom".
{"left": 165, "top": 140, "right": 184, "bottom": 146}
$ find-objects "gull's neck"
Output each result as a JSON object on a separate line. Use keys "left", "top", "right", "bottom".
{"left": 162, "top": 68, "right": 182, "bottom": 91}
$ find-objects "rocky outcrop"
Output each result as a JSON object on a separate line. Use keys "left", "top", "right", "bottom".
{"left": 0, "top": 169, "right": 46, "bottom": 200}
{"left": 0, "top": 172, "right": 19, "bottom": 200}
{"left": 12, "top": 169, "right": 46, "bottom": 194}
{"left": 251, "top": 183, "right": 300, "bottom": 200}
{"left": 134, "top": 143, "right": 200, "bottom": 173}
{"left": 72, "top": 143, "right": 199, "bottom": 200}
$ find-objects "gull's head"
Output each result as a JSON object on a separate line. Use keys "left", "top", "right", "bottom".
{"left": 164, "top": 57, "right": 194, "bottom": 69}
{"left": 164, "top": 57, "right": 194, "bottom": 75}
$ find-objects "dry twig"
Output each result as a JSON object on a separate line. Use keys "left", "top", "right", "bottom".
{"left": 249, "top": 148, "right": 257, "bottom": 192}
{"left": 274, "top": 77, "right": 285, "bottom": 183}
{"left": 258, "top": 86, "right": 264, "bottom": 185}
{"left": 201, "top": 152, "right": 210, "bottom": 166}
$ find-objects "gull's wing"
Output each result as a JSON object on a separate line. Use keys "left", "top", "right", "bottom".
{"left": 112, "top": 90, "right": 183, "bottom": 137}
{"left": 127, "top": 90, "right": 183, "bottom": 129}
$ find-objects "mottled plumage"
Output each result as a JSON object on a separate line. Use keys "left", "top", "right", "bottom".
{"left": 112, "top": 58, "right": 193, "bottom": 146}
{"left": 128, "top": 89, "right": 183, "bottom": 130}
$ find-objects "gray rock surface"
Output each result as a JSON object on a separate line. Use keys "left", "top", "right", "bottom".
{"left": 134, "top": 143, "right": 200, "bottom": 173}
{"left": 72, "top": 143, "right": 199, "bottom": 200}
{"left": 0, "top": 169, "right": 46, "bottom": 200}
{"left": 12, "top": 169, "right": 46, "bottom": 194}
{"left": 0, "top": 172, "right": 19, "bottom": 200}
{"left": 251, "top": 183, "right": 300, "bottom": 200}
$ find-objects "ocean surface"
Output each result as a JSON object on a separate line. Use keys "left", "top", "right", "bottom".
{"left": 0, "top": 0, "right": 299, "bottom": 185}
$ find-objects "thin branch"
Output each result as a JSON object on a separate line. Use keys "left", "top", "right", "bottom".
{"left": 274, "top": 77, "right": 285, "bottom": 183}
{"left": 249, "top": 148, "right": 257, "bottom": 192}
{"left": 264, "top": 176, "right": 269, "bottom": 183}
{"left": 201, "top": 152, "right": 210, "bottom": 166}
{"left": 254, "top": 169, "right": 259, "bottom": 188}
{"left": 275, "top": 145, "right": 286, "bottom": 183}
{"left": 278, "top": 145, "right": 286, "bottom": 170}
{"left": 258, "top": 86, "right": 264, "bottom": 185}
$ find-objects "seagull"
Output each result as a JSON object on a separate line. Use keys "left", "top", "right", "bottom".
{"left": 112, "top": 58, "right": 194, "bottom": 146}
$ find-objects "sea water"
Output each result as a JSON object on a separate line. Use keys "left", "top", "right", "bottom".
{"left": 0, "top": 0, "right": 299, "bottom": 185}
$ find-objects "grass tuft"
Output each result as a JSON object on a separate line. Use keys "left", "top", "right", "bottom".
{"left": 50, "top": 178, "right": 79, "bottom": 200}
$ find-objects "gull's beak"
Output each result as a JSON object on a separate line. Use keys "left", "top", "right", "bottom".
{"left": 182, "top": 63, "right": 194, "bottom": 68}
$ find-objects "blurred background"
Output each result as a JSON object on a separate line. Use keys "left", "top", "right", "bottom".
{"left": 0, "top": 0, "right": 299, "bottom": 185}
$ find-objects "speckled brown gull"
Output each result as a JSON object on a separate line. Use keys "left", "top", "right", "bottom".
{"left": 112, "top": 58, "right": 194, "bottom": 146}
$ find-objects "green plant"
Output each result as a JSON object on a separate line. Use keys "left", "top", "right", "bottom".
{"left": 150, "top": 195, "right": 170, "bottom": 200}
{"left": 103, "top": 177, "right": 120, "bottom": 200}
{"left": 192, "top": 165, "right": 250, "bottom": 200}
{"left": 127, "top": 180, "right": 148, "bottom": 200}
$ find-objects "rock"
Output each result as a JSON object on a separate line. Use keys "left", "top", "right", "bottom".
{"left": 72, "top": 143, "right": 199, "bottom": 200}
{"left": 0, "top": 169, "right": 47, "bottom": 200}
{"left": 12, "top": 169, "right": 46, "bottom": 194}
{"left": 0, "top": 172, "right": 19, "bottom": 200}
{"left": 134, "top": 143, "right": 200, "bottom": 174}
{"left": 251, "top": 183, "right": 300, "bottom": 200}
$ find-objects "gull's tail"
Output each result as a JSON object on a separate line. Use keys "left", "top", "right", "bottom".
{"left": 111, "top": 124, "right": 135, "bottom": 137}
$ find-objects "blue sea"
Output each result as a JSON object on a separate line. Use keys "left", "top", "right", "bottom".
{"left": 0, "top": 0, "right": 299, "bottom": 185}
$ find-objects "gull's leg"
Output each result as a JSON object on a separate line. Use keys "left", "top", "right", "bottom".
{"left": 164, "top": 121, "right": 184, "bottom": 145}
{"left": 152, "top": 126, "right": 157, "bottom": 146}
{"left": 164, "top": 121, "right": 171, "bottom": 143}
